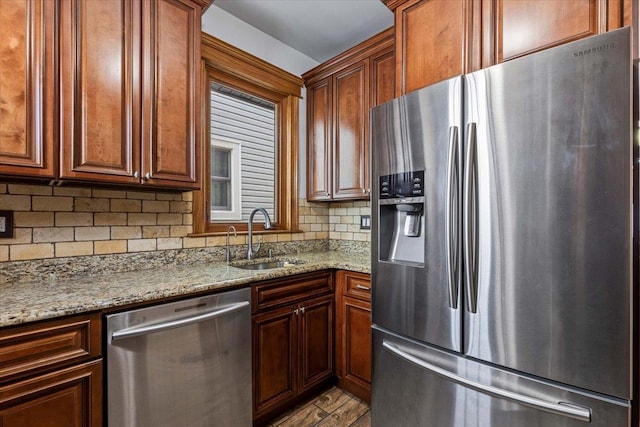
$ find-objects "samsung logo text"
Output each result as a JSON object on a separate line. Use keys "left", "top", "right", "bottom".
{"left": 573, "top": 43, "right": 615, "bottom": 57}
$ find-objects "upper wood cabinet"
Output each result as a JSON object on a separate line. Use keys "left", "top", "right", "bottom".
{"left": 304, "top": 28, "right": 394, "bottom": 202}
{"left": 388, "top": 0, "right": 632, "bottom": 96}
{"left": 306, "top": 77, "right": 333, "bottom": 201}
{"left": 333, "top": 60, "right": 369, "bottom": 200}
{"left": 58, "top": 0, "right": 200, "bottom": 189}
{"left": 395, "top": 0, "right": 478, "bottom": 96}
{"left": 0, "top": 0, "right": 56, "bottom": 178}
{"left": 370, "top": 46, "right": 396, "bottom": 107}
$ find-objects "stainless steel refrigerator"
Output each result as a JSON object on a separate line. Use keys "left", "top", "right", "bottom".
{"left": 370, "top": 28, "right": 632, "bottom": 426}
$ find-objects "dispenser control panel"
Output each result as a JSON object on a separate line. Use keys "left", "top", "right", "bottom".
{"left": 379, "top": 171, "right": 424, "bottom": 199}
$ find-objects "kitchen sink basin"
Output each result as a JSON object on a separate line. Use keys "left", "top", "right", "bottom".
{"left": 231, "top": 259, "right": 304, "bottom": 270}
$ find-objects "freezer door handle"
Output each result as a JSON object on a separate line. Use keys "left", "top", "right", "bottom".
{"left": 446, "top": 126, "right": 459, "bottom": 309}
{"left": 111, "top": 301, "right": 250, "bottom": 341}
{"left": 463, "top": 122, "right": 479, "bottom": 313}
{"left": 382, "top": 340, "right": 592, "bottom": 422}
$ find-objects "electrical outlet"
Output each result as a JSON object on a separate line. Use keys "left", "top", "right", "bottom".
{"left": 360, "top": 215, "right": 371, "bottom": 230}
{"left": 0, "top": 211, "right": 14, "bottom": 238}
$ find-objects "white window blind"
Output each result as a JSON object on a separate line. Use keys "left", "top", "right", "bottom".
{"left": 210, "top": 86, "right": 276, "bottom": 222}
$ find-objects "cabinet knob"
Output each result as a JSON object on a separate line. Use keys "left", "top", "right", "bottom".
{"left": 144, "top": 172, "right": 151, "bottom": 180}
{"left": 134, "top": 171, "right": 139, "bottom": 179}
{"left": 300, "top": 306, "right": 305, "bottom": 314}
{"left": 294, "top": 308, "right": 299, "bottom": 316}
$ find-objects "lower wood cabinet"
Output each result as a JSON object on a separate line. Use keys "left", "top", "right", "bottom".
{"left": 0, "top": 313, "right": 103, "bottom": 427}
{"left": 0, "top": 360, "right": 102, "bottom": 427}
{"left": 299, "top": 294, "right": 334, "bottom": 391}
{"left": 252, "top": 272, "right": 334, "bottom": 425}
{"left": 335, "top": 270, "right": 372, "bottom": 402}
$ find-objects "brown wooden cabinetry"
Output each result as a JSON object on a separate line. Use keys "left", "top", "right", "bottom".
{"left": 304, "top": 28, "right": 394, "bottom": 202}
{"left": 490, "top": 0, "right": 630, "bottom": 64}
{"left": 388, "top": 0, "right": 631, "bottom": 96}
{"left": 333, "top": 61, "right": 369, "bottom": 200}
{"left": 252, "top": 272, "right": 334, "bottom": 425}
{"left": 335, "top": 270, "right": 372, "bottom": 402}
{"left": 394, "top": 0, "right": 476, "bottom": 96}
{"left": 306, "top": 78, "right": 333, "bottom": 201}
{"left": 370, "top": 46, "right": 396, "bottom": 107}
{"left": 59, "top": 0, "right": 200, "bottom": 190}
{"left": 0, "top": 313, "right": 103, "bottom": 427}
{"left": 0, "top": 0, "right": 56, "bottom": 178}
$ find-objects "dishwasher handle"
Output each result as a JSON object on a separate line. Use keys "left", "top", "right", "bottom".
{"left": 111, "top": 300, "right": 250, "bottom": 341}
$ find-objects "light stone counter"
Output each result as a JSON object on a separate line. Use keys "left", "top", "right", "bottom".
{"left": 0, "top": 251, "right": 370, "bottom": 328}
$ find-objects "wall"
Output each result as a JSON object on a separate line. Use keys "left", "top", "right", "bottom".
{"left": 0, "top": 183, "right": 338, "bottom": 262}
{"left": 0, "top": 182, "right": 369, "bottom": 263}
{"left": 201, "top": 5, "right": 318, "bottom": 75}
{"left": 327, "top": 201, "right": 371, "bottom": 242}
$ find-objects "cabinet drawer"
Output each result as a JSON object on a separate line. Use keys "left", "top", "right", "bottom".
{"left": 0, "top": 313, "right": 101, "bottom": 383}
{"left": 252, "top": 272, "right": 333, "bottom": 313}
{"left": 343, "top": 272, "right": 371, "bottom": 301}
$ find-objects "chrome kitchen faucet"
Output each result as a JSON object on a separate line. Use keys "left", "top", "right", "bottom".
{"left": 247, "top": 208, "right": 273, "bottom": 260}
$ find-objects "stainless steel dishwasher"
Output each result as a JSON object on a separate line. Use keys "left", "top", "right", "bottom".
{"left": 106, "top": 287, "right": 251, "bottom": 427}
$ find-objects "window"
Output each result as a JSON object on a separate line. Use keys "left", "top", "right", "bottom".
{"left": 193, "top": 34, "right": 303, "bottom": 234}
{"left": 210, "top": 86, "right": 276, "bottom": 223}
{"left": 210, "top": 138, "right": 241, "bottom": 220}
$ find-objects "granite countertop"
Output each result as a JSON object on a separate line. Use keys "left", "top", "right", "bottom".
{"left": 0, "top": 251, "right": 370, "bottom": 328}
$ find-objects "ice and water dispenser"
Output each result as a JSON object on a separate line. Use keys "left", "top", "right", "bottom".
{"left": 377, "top": 170, "right": 425, "bottom": 266}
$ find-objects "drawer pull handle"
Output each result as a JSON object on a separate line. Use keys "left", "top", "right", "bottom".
{"left": 356, "top": 284, "right": 370, "bottom": 291}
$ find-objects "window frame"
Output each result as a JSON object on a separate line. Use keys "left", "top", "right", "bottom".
{"left": 193, "top": 33, "right": 303, "bottom": 235}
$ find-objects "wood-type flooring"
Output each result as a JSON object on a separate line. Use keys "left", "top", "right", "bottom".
{"left": 268, "top": 387, "right": 370, "bottom": 427}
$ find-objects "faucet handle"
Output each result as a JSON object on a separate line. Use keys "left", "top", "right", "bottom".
{"left": 254, "top": 236, "right": 262, "bottom": 254}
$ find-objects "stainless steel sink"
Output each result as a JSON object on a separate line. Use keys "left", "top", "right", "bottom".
{"left": 234, "top": 261, "right": 287, "bottom": 270}
{"left": 231, "top": 259, "right": 303, "bottom": 270}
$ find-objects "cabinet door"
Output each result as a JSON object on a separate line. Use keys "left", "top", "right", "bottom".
{"left": 395, "top": 0, "right": 477, "bottom": 95}
{"left": 370, "top": 47, "right": 395, "bottom": 107}
{"left": 339, "top": 296, "right": 372, "bottom": 402}
{"left": 0, "top": 0, "right": 56, "bottom": 178}
{"left": 59, "top": 0, "right": 140, "bottom": 184}
{"left": 298, "top": 294, "right": 334, "bottom": 392}
{"left": 253, "top": 305, "right": 297, "bottom": 418}
{"left": 141, "top": 0, "right": 200, "bottom": 189}
{"left": 333, "top": 61, "right": 369, "bottom": 199}
{"left": 490, "top": 0, "right": 629, "bottom": 64}
{"left": 335, "top": 271, "right": 372, "bottom": 402}
{"left": 0, "top": 360, "right": 102, "bottom": 427}
{"left": 306, "top": 78, "right": 333, "bottom": 201}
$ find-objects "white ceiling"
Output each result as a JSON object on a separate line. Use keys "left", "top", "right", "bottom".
{"left": 210, "top": 0, "right": 394, "bottom": 63}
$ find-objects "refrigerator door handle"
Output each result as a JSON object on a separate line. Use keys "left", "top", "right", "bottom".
{"left": 463, "top": 122, "right": 479, "bottom": 313}
{"left": 382, "top": 340, "right": 592, "bottom": 422}
{"left": 445, "top": 126, "right": 459, "bottom": 309}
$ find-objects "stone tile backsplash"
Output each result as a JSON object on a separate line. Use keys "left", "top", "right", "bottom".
{"left": 0, "top": 183, "right": 371, "bottom": 266}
